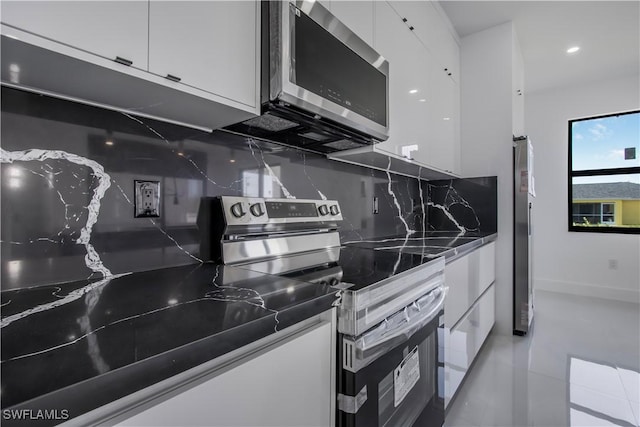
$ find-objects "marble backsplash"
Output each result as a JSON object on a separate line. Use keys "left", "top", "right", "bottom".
{"left": 425, "top": 176, "right": 498, "bottom": 233}
{"left": 1, "top": 87, "right": 426, "bottom": 289}
{"left": 1, "top": 87, "right": 497, "bottom": 289}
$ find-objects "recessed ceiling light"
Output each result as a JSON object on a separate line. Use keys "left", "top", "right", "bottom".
{"left": 567, "top": 46, "right": 580, "bottom": 54}
{"left": 409, "top": 89, "right": 418, "bottom": 94}
{"left": 419, "top": 99, "right": 427, "bottom": 103}
{"left": 105, "top": 140, "right": 114, "bottom": 146}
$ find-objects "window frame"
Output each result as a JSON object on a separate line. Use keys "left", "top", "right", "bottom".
{"left": 567, "top": 110, "right": 640, "bottom": 234}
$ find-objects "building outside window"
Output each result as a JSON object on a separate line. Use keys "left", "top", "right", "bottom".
{"left": 568, "top": 110, "right": 640, "bottom": 233}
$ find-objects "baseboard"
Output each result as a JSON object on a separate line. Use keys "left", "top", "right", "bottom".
{"left": 535, "top": 278, "right": 640, "bottom": 304}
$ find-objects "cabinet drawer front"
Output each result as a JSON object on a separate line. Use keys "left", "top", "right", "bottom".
{"left": 444, "top": 242, "right": 496, "bottom": 327}
{"left": 1, "top": 1, "right": 149, "bottom": 69}
{"left": 444, "top": 283, "right": 495, "bottom": 406}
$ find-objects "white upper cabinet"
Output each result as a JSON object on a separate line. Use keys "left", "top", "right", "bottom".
{"left": 426, "top": 65, "right": 460, "bottom": 174}
{"left": 0, "top": 1, "right": 259, "bottom": 130}
{"left": 373, "top": 1, "right": 431, "bottom": 160}
{"left": 329, "top": 1, "right": 375, "bottom": 46}
{"left": 1, "top": 1, "right": 149, "bottom": 70}
{"left": 148, "top": 1, "right": 258, "bottom": 108}
{"left": 388, "top": 1, "right": 460, "bottom": 81}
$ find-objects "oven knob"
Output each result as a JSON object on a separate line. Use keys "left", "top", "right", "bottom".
{"left": 230, "top": 202, "right": 246, "bottom": 218}
{"left": 329, "top": 278, "right": 340, "bottom": 287}
{"left": 249, "top": 203, "right": 265, "bottom": 217}
{"left": 318, "top": 205, "right": 329, "bottom": 216}
{"left": 330, "top": 205, "right": 340, "bottom": 216}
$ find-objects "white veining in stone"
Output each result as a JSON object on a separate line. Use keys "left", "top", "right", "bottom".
{"left": 301, "top": 153, "right": 327, "bottom": 200}
{"left": 342, "top": 237, "right": 436, "bottom": 245}
{"left": 392, "top": 233, "right": 411, "bottom": 274}
{"left": 247, "top": 139, "right": 295, "bottom": 199}
{"left": 417, "top": 171, "right": 426, "bottom": 234}
{"left": 427, "top": 201, "right": 465, "bottom": 232}
{"left": 121, "top": 113, "right": 242, "bottom": 191}
{"left": 341, "top": 217, "right": 365, "bottom": 242}
{"left": 0, "top": 273, "right": 130, "bottom": 329}
{"left": 386, "top": 158, "right": 415, "bottom": 235}
{"left": 1, "top": 267, "right": 284, "bottom": 362}
{"left": 206, "top": 265, "right": 281, "bottom": 332}
{"left": 427, "top": 182, "right": 481, "bottom": 232}
{"left": 109, "top": 177, "right": 203, "bottom": 263}
{"left": 77, "top": 282, "right": 110, "bottom": 374}
{"left": 1, "top": 149, "right": 112, "bottom": 278}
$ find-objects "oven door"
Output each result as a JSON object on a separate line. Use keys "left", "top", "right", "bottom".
{"left": 338, "top": 287, "right": 445, "bottom": 427}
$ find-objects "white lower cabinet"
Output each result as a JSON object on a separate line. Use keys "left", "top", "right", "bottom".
{"left": 444, "top": 242, "right": 496, "bottom": 327}
{"left": 115, "top": 316, "right": 335, "bottom": 427}
{"left": 444, "top": 284, "right": 495, "bottom": 407}
{"left": 443, "top": 243, "right": 496, "bottom": 407}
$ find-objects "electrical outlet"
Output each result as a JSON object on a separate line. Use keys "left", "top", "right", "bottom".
{"left": 134, "top": 180, "right": 160, "bottom": 218}
{"left": 608, "top": 259, "right": 618, "bottom": 270}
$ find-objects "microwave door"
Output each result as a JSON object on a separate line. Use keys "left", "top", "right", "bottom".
{"left": 272, "top": 1, "right": 389, "bottom": 142}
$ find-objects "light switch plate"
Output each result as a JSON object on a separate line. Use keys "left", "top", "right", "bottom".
{"left": 134, "top": 180, "right": 160, "bottom": 218}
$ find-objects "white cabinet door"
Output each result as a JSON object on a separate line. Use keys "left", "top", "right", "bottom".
{"left": 148, "top": 1, "right": 258, "bottom": 108}
{"left": 388, "top": 1, "right": 460, "bottom": 82}
{"left": 384, "top": 1, "right": 460, "bottom": 174}
{"left": 424, "top": 67, "right": 458, "bottom": 174}
{"left": 373, "top": 1, "right": 431, "bottom": 160}
{"left": 330, "top": 1, "right": 374, "bottom": 46}
{"left": 445, "top": 283, "right": 495, "bottom": 407}
{"left": 0, "top": 1, "right": 149, "bottom": 70}
{"left": 118, "top": 319, "right": 335, "bottom": 427}
{"left": 445, "top": 242, "right": 496, "bottom": 328}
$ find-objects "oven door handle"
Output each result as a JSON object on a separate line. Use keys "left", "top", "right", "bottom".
{"left": 353, "top": 286, "right": 448, "bottom": 360}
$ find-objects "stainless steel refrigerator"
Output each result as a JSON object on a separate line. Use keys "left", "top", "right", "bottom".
{"left": 513, "top": 136, "right": 535, "bottom": 335}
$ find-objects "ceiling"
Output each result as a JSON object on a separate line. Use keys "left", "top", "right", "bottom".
{"left": 439, "top": 1, "right": 640, "bottom": 94}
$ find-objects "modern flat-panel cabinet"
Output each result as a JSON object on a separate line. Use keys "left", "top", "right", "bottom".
{"left": 443, "top": 243, "right": 496, "bottom": 407}
{"left": 0, "top": 1, "right": 149, "bottom": 70}
{"left": 0, "top": 1, "right": 259, "bottom": 130}
{"left": 148, "top": 1, "right": 257, "bottom": 107}
{"left": 116, "top": 316, "right": 335, "bottom": 427}
{"left": 386, "top": 1, "right": 461, "bottom": 176}
{"left": 426, "top": 66, "right": 460, "bottom": 175}
{"left": 373, "top": 1, "right": 431, "bottom": 160}
{"left": 328, "top": 1, "right": 375, "bottom": 47}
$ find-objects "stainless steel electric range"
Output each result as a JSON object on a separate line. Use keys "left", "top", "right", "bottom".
{"left": 198, "top": 196, "right": 446, "bottom": 427}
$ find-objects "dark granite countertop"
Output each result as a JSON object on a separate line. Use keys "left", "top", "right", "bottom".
{"left": 0, "top": 231, "right": 494, "bottom": 425}
{"left": 0, "top": 263, "right": 338, "bottom": 424}
{"left": 343, "top": 231, "right": 497, "bottom": 267}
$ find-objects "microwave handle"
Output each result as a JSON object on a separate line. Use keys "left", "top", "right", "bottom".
{"left": 354, "top": 286, "right": 447, "bottom": 359}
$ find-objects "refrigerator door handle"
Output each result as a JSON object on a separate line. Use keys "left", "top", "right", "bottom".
{"left": 528, "top": 202, "right": 532, "bottom": 236}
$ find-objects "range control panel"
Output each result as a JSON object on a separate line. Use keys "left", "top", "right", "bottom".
{"left": 220, "top": 196, "right": 343, "bottom": 225}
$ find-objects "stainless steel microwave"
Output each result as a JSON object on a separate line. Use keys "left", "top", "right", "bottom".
{"left": 226, "top": 0, "right": 390, "bottom": 153}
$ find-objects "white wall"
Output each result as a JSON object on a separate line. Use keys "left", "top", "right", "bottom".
{"left": 526, "top": 75, "right": 640, "bottom": 303}
{"left": 460, "top": 22, "right": 517, "bottom": 335}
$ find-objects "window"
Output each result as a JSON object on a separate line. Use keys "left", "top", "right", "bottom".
{"left": 568, "top": 110, "right": 640, "bottom": 234}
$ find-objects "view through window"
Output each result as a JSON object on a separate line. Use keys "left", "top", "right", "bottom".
{"left": 568, "top": 110, "right": 640, "bottom": 233}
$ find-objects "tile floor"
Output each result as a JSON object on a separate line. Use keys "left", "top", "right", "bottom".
{"left": 445, "top": 290, "right": 640, "bottom": 427}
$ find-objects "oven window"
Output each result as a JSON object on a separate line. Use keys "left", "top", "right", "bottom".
{"left": 292, "top": 8, "right": 387, "bottom": 127}
{"left": 378, "top": 334, "right": 436, "bottom": 427}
